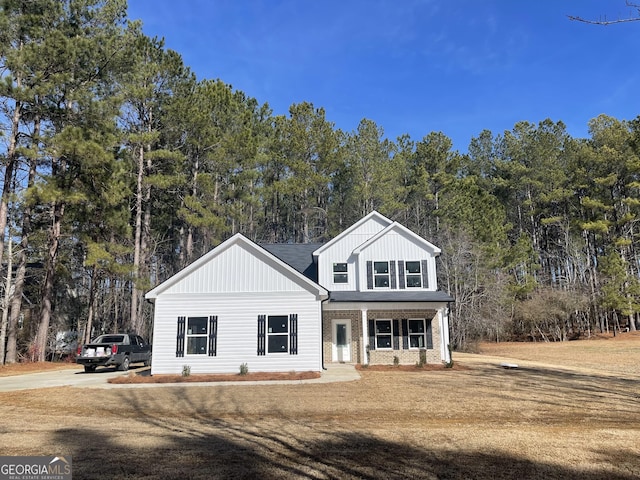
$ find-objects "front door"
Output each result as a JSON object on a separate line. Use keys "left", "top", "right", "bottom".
{"left": 332, "top": 320, "right": 351, "bottom": 363}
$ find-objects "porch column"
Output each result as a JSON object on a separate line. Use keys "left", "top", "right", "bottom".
{"left": 439, "top": 306, "right": 451, "bottom": 363}
{"left": 361, "top": 308, "right": 368, "bottom": 364}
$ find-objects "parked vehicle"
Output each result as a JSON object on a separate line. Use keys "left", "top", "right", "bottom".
{"left": 76, "top": 333, "right": 151, "bottom": 373}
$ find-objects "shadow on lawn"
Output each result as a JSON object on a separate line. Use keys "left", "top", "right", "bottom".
{"left": 51, "top": 385, "right": 639, "bottom": 480}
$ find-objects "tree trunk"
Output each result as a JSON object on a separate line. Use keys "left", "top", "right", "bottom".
{"left": 5, "top": 117, "right": 39, "bottom": 364}
{"left": 0, "top": 238, "right": 13, "bottom": 364}
{"left": 0, "top": 78, "right": 22, "bottom": 270}
{"left": 82, "top": 265, "right": 99, "bottom": 345}
{"left": 130, "top": 145, "right": 144, "bottom": 333}
{"left": 33, "top": 201, "right": 64, "bottom": 362}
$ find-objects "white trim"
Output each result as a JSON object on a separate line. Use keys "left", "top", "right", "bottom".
{"left": 373, "top": 318, "right": 393, "bottom": 350}
{"left": 353, "top": 222, "right": 441, "bottom": 256}
{"left": 361, "top": 309, "right": 368, "bottom": 364}
{"left": 439, "top": 308, "right": 451, "bottom": 363}
{"left": 407, "top": 318, "right": 427, "bottom": 350}
{"left": 312, "top": 211, "right": 392, "bottom": 257}
{"left": 331, "top": 319, "right": 352, "bottom": 362}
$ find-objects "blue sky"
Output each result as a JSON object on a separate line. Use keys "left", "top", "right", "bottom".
{"left": 127, "top": 0, "right": 640, "bottom": 152}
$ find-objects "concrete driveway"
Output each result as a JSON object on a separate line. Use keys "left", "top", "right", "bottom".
{"left": 0, "top": 366, "right": 146, "bottom": 392}
{"left": 0, "top": 364, "right": 360, "bottom": 391}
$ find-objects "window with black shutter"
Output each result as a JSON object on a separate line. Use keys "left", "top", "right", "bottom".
{"left": 401, "top": 319, "right": 409, "bottom": 349}
{"left": 421, "top": 259, "right": 429, "bottom": 288}
{"left": 176, "top": 317, "right": 185, "bottom": 357}
{"left": 208, "top": 316, "right": 218, "bottom": 356}
{"left": 289, "top": 314, "right": 298, "bottom": 355}
{"left": 368, "top": 319, "right": 375, "bottom": 350}
{"left": 257, "top": 315, "right": 266, "bottom": 355}
{"left": 426, "top": 319, "right": 433, "bottom": 349}
{"left": 392, "top": 319, "right": 400, "bottom": 350}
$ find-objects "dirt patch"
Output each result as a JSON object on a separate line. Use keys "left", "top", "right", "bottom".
{"left": 109, "top": 370, "right": 321, "bottom": 384}
{"left": 0, "top": 361, "right": 77, "bottom": 377}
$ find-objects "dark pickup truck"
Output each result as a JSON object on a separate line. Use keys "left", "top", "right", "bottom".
{"left": 76, "top": 333, "right": 151, "bottom": 373}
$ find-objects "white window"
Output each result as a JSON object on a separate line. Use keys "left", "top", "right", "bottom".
{"left": 333, "top": 263, "right": 348, "bottom": 283}
{"left": 405, "top": 261, "right": 422, "bottom": 288}
{"left": 375, "top": 319, "right": 392, "bottom": 349}
{"left": 267, "top": 315, "right": 288, "bottom": 353}
{"left": 186, "top": 317, "right": 208, "bottom": 355}
{"left": 374, "top": 261, "right": 390, "bottom": 288}
{"left": 408, "top": 319, "right": 426, "bottom": 348}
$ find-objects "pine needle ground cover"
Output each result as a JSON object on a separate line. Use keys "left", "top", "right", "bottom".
{"left": 1, "top": 335, "right": 638, "bottom": 479}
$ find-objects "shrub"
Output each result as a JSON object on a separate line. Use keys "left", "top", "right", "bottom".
{"left": 239, "top": 363, "right": 249, "bottom": 375}
{"left": 182, "top": 365, "right": 191, "bottom": 377}
{"left": 393, "top": 355, "right": 399, "bottom": 366}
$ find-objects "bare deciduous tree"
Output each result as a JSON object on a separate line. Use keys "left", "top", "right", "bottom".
{"left": 568, "top": 1, "right": 640, "bottom": 25}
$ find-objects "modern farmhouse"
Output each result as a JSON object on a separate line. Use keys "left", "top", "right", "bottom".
{"left": 145, "top": 211, "right": 454, "bottom": 374}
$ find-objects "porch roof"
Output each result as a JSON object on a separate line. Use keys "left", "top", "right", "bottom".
{"left": 328, "top": 290, "right": 454, "bottom": 303}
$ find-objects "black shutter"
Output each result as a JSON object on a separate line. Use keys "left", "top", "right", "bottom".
{"left": 368, "top": 319, "right": 376, "bottom": 350}
{"left": 208, "top": 316, "right": 218, "bottom": 357}
{"left": 426, "top": 320, "right": 433, "bottom": 349}
{"left": 366, "top": 261, "right": 373, "bottom": 289}
{"left": 257, "top": 315, "right": 266, "bottom": 355}
{"left": 390, "top": 261, "right": 397, "bottom": 289}
{"left": 398, "top": 261, "right": 406, "bottom": 289}
{"left": 176, "top": 316, "right": 185, "bottom": 357}
{"left": 289, "top": 314, "right": 298, "bottom": 355}
{"left": 392, "top": 319, "right": 400, "bottom": 350}
{"left": 402, "top": 319, "right": 409, "bottom": 350}
{"left": 421, "top": 260, "right": 429, "bottom": 288}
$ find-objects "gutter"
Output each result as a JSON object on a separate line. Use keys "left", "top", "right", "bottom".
{"left": 321, "top": 295, "right": 329, "bottom": 370}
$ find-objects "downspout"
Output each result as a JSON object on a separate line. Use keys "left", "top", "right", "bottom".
{"left": 321, "top": 295, "right": 329, "bottom": 370}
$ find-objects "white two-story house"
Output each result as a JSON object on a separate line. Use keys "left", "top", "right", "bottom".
{"left": 145, "top": 211, "right": 453, "bottom": 375}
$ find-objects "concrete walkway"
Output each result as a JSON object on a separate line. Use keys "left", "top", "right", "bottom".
{"left": 91, "top": 363, "right": 361, "bottom": 389}
{"left": 0, "top": 363, "right": 361, "bottom": 391}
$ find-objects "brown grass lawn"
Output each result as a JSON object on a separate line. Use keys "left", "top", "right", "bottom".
{"left": 1, "top": 335, "right": 639, "bottom": 479}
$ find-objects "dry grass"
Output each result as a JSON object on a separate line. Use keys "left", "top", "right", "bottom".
{"left": 0, "top": 361, "right": 77, "bottom": 377}
{"left": 1, "top": 337, "right": 639, "bottom": 479}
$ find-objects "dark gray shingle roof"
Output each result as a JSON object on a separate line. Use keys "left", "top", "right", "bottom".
{"left": 260, "top": 243, "right": 322, "bottom": 282}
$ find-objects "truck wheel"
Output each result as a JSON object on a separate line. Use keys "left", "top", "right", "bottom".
{"left": 118, "top": 356, "right": 130, "bottom": 371}
{"left": 84, "top": 365, "right": 97, "bottom": 373}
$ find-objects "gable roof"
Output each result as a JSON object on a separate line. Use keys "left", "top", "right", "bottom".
{"left": 352, "top": 221, "right": 441, "bottom": 256}
{"left": 145, "top": 234, "right": 328, "bottom": 300}
{"left": 313, "top": 211, "right": 392, "bottom": 257}
{"left": 260, "top": 243, "right": 322, "bottom": 281}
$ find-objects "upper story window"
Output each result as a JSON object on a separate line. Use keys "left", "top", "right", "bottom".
{"left": 374, "top": 261, "right": 390, "bottom": 288}
{"left": 333, "top": 263, "right": 348, "bottom": 283}
{"left": 405, "top": 261, "right": 422, "bottom": 288}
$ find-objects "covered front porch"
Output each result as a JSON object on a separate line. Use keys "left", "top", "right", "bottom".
{"left": 321, "top": 292, "right": 453, "bottom": 366}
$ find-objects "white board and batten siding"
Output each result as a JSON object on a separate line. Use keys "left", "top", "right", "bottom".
{"left": 355, "top": 230, "right": 439, "bottom": 292}
{"left": 146, "top": 234, "right": 328, "bottom": 375}
{"left": 315, "top": 212, "right": 391, "bottom": 290}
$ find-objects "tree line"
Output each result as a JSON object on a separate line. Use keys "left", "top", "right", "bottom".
{"left": 1, "top": 0, "right": 638, "bottom": 363}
